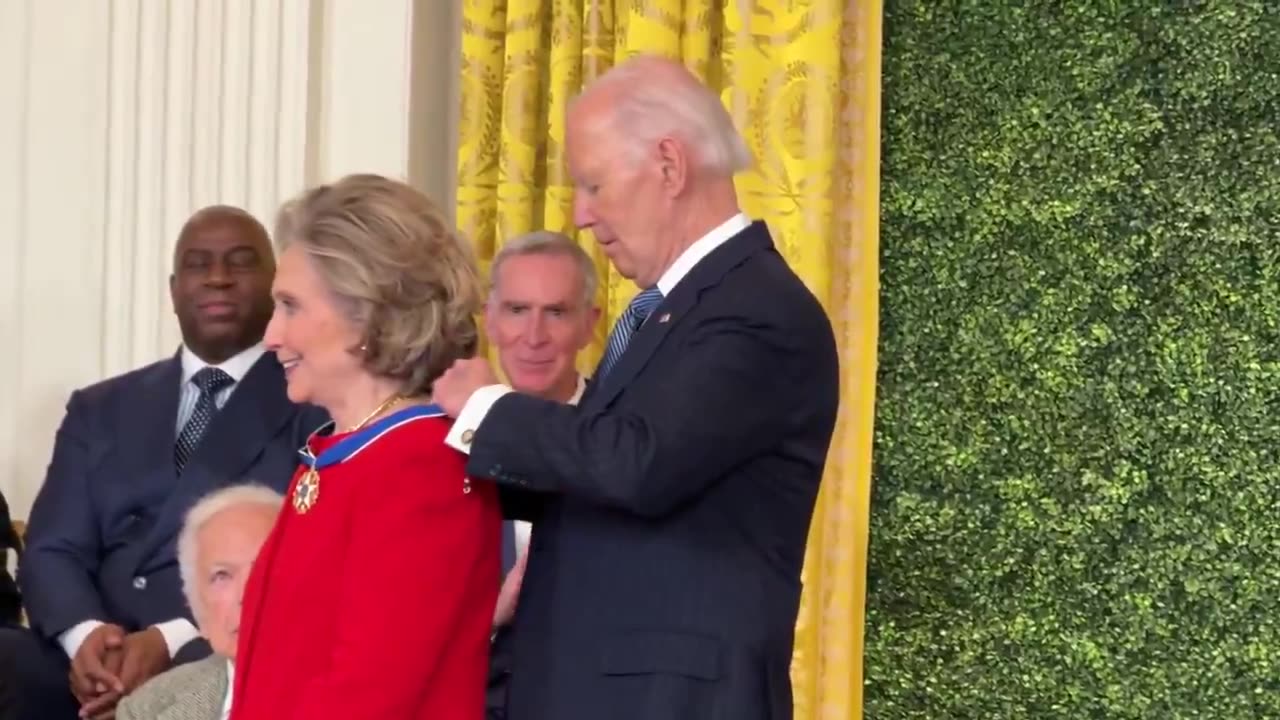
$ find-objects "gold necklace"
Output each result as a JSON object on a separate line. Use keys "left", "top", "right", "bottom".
{"left": 344, "top": 393, "right": 406, "bottom": 433}
{"left": 292, "top": 393, "right": 406, "bottom": 514}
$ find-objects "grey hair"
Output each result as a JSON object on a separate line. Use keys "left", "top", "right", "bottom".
{"left": 489, "top": 231, "right": 599, "bottom": 307}
{"left": 574, "top": 55, "right": 753, "bottom": 177}
{"left": 177, "top": 484, "right": 283, "bottom": 623}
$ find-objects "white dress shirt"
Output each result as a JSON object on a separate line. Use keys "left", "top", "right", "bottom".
{"left": 653, "top": 213, "right": 750, "bottom": 296}
{"left": 445, "top": 213, "right": 750, "bottom": 455}
{"left": 58, "top": 344, "right": 266, "bottom": 661}
{"left": 176, "top": 343, "right": 266, "bottom": 432}
{"left": 222, "top": 659, "right": 234, "bottom": 719}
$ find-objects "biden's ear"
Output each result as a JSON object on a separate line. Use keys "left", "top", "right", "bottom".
{"left": 656, "top": 137, "right": 690, "bottom": 198}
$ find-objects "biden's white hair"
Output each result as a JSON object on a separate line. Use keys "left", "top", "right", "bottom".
{"left": 574, "top": 54, "right": 753, "bottom": 177}
{"left": 177, "top": 484, "right": 283, "bottom": 622}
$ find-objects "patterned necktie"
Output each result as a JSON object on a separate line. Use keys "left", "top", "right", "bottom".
{"left": 175, "top": 367, "right": 235, "bottom": 475}
{"left": 597, "top": 286, "right": 664, "bottom": 380}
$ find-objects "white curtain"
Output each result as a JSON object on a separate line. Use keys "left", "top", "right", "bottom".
{"left": 0, "top": 0, "right": 460, "bottom": 519}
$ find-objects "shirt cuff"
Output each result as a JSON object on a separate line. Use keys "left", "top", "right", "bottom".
{"left": 151, "top": 618, "right": 201, "bottom": 658}
{"left": 513, "top": 520, "right": 532, "bottom": 558}
{"left": 444, "top": 384, "right": 512, "bottom": 454}
{"left": 59, "top": 619, "right": 104, "bottom": 659}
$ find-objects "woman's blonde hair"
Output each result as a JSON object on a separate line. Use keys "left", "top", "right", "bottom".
{"left": 274, "top": 173, "right": 481, "bottom": 395}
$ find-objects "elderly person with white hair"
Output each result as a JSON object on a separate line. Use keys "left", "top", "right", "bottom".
{"left": 434, "top": 53, "right": 840, "bottom": 720}
{"left": 115, "top": 485, "right": 281, "bottom": 720}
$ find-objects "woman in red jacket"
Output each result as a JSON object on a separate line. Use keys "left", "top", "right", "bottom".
{"left": 229, "top": 174, "right": 501, "bottom": 720}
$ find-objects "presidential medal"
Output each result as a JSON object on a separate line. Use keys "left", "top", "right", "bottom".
{"left": 294, "top": 468, "right": 320, "bottom": 513}
{"left": 291, "top": 398, "right": 448, "bottom": 514}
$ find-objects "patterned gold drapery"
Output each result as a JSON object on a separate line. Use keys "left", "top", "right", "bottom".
{"left": 455, "top": 2, "right": 880, "bottom": 717}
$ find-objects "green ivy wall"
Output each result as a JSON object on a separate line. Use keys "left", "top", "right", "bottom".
{"left": 866, "top": 2, "right": 1280, "bottom": 717}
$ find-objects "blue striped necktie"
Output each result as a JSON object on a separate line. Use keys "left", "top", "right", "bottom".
{"left": 175, "top": 367, "right": 234, "bottom": 474}
{"left": 597, "top": 286, "right": 664, "bottom": 380}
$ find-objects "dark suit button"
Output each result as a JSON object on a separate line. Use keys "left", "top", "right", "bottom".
{"left": 489, "top": 465, "right": 503, "bottom": 475}
{"left": 132, "top": 576, "right": 147, "bottom": 590}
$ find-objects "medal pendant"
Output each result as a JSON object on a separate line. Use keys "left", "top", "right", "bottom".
{"left": 294, "top": 468, "right": 320, "bottom": 513}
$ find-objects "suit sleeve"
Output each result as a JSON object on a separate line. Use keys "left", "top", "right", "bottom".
{"left": 289, "top": 442, "right": 497, "bottom": 719}
{"left": 466, "top": 310, "right": 834, "bottom": 518}
{"left": 18, "top": 391, "right": 110, "bottom": 638}
{"left": 498, "top": 485, "right": 549, "bottom": 522}
{"left": 447, "top": 387, "right": 550, "bottom": 522}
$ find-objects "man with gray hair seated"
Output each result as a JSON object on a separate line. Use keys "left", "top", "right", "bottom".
{"left": 116, "top": 485, "right": 282, "bottom": 720}
{"left": 482, "top": 230, "right": 599, "bottom": 719}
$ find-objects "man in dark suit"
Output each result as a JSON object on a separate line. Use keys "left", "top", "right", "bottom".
{"left": 0, "top": 206, "right": 327, "bottom": 720}
{"left": 0, "top": 489, "right": 21, "bottom": 720}
{"left": 435, "top": 55, "right": 840, "bottom": 720}
{"left": 0, "top": 489, "right": 20, "bottom": 627}
{"left": 481, "top": 231, "right": 599, "bottom": 719}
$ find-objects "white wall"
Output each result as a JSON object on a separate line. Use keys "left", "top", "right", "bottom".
{"left": 0, "top": 0, "right": 460, "bottom": 521}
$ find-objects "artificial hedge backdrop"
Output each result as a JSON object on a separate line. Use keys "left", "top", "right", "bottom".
{"left": 866, "top": 2, "right": 1279, "bottom": 717}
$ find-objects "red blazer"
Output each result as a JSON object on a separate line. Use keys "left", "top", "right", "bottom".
{"left": 230, "top": 413, "right": 501, "bottom": 720}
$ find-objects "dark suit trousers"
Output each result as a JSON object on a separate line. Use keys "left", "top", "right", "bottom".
{"left": 0, "top": 625, "right": 79, "bottom": 720}
{"left": 0, "top": 632, "right": 17, "bottom": 720}
{"left": 486, "top": 625, "right": 515, "bottom": 720}
{"left": 487, "top": 523, "right": 519, "bottom": 720}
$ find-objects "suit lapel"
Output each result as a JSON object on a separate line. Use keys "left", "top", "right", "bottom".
{"left": 586, "top": 293, "right": 686, "bottom": 408}
{"left": 122, "top": 353, "right": 183, "bottom": 490}
{"left": 586, "top": 222, "right": 774, "bottom": 409}
{"left": 135, "top": 354, "right": 296, "bottom": 572}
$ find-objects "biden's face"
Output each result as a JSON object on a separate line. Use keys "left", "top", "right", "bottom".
{"left": 566, "top": 101, "right": 679, "bottom": 289}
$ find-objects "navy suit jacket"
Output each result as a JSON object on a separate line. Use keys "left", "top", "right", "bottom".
{"left": 0, "top": 488, "right": 20, "bottom": 625}
{"left": 18, "top": 351, "right": 327, "bottom": 658}
{"left": 466, "top": 222, "right": 840, "bottom": 720}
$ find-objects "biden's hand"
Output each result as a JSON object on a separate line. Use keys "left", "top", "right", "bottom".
{"left": 434, "top": 357, "right": 498, "bottom": 417}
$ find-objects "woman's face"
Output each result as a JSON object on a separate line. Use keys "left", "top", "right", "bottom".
{"left": 264, "top": 243, "right": 365, "bottom": 407}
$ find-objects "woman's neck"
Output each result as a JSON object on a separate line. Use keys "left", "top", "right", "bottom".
{"left": 323, "top": 375, "right": 407, "bottom": 431}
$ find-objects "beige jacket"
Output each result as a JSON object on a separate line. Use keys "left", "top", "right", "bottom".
{"left": 116, "top": 655, "right": 228, "bottom": 720}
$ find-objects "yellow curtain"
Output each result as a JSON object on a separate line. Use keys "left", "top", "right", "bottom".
{"left": 455, "top": 2, "right": 881, "bottom": 717}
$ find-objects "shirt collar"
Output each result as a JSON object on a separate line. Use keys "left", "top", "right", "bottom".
{"left": 222, "top": 659, "right": 234, "bottom": 719}
{"left": 568, "top": 375, "right": 586, "bottom": 406}
{"left": 654, "top": 212, "right": 751, "bottom": 297}
{"left": 181, "top": 343, "right": 266, "bottom": 386}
